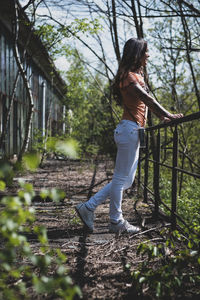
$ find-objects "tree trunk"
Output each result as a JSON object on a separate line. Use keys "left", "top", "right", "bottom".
{"left": 0, "top": 71, "right": 20, "bottom": 150}
{"left": 178, "top": 0, "right": 200, "bottom": 109}
{"left": 111, "top": 0, "right": 121, "bottom": 64}
{"left": 13, "top": 0, "right": 35, "bottom": 161}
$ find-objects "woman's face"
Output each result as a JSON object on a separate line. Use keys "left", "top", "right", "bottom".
{"left": 141, "top": 49, "right": 150, "bottom": 67}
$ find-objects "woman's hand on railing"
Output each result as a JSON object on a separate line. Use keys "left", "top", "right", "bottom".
{"left": 162, "top": 113, "right": 184, "bottom": 123}
{"left": 170, "top": 113, "right": 184, "bottom": 120}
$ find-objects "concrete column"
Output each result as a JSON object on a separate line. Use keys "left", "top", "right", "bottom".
{"left": 42, "top": 81, "right": 46, "bottom": 137}
{"left": 63, "top": 105, "right": 66, "bottom": 134}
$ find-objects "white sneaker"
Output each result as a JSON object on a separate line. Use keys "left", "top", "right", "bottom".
{"left": 109, "top": 220, "right": 140, "bottom": 234}
{"left": 75, "top": 203, "right": 94, "bottom": 232}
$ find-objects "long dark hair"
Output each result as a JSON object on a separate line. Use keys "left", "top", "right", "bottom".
{"left": 112, "top": 38, "right": 148, "bottom": 105}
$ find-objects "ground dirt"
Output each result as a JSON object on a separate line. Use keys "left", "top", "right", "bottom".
{"left": 3, "top": 158, "right": 184, "bottom": 299}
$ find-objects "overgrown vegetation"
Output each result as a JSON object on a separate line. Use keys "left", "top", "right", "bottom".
{"left": 132, "top": 229, "right": 200, "bottom": 299}
{"left": 32, "top": 130, "right": 80, "bottom": 165}
{"left": 159, "top": 175, "right": 200, "bottom": 227}
{"left": 1, "top": 0, "right": 200, "bottom": 298}
{"left": 0, "top": 148, "right": 81, "bottom": 299}
{"left": 63, "top": 51, "right": 119, "bottom": 159}
{"left": 135, "top": 122, "right": 200, "bottom": 299}
{"left": 0, "top": 180, "right": 81, "bottom": 300}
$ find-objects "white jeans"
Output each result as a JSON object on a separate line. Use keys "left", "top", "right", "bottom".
{"left": 86, "top": 119, "right": 140, "bottom": 223}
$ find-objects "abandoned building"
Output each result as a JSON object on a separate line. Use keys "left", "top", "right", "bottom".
{"left": 0, "top": 0, "right": 67, "bottom": 158}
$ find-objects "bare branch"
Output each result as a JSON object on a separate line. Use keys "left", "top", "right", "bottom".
{"left": 36, "top": 13, "right": 115, "bottom": 77}
{"left": 179, "top": 0, "right": 200, "bottom": 15}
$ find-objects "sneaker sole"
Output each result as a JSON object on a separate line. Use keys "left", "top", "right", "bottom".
{"left": 75, "top": 206, "right": 93, "bottom": 233}
{"left": 109, "top": 229, "right": 140, "bottom": 234}
{"left": 109, "top": 227, "right": 140, "bottom": 234}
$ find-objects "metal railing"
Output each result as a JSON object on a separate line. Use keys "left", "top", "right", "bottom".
{"left": 137, "top": 111, "right": 200, "bottom": 230}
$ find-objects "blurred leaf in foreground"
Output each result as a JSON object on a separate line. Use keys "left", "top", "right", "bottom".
{"left": 22, "top": 152, "right": 41, "bottom": 171}
{"left": 55, "top": 138, "right": 79, "bottom": 159}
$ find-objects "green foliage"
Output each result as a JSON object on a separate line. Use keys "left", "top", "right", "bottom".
{"left": 0, "top": 161, "right": 14, "bottom": 186}
{"left": 63, "top": 52, "right": 117, "bottom": 158}
{"left": 34, "top": 24, "right": 69, "bottom": 57}
{"left": 32, "top": 130, "right": 80, "bottom": 161}
{"left": 140, "top": 123, "right": 200, "bottom": 230}
{"left": 40, "top": 187, "right": 66, "bottom": 203}
{"left": 56, "top": 138, "right": 79, "bottom": 159}
{"left": 0, "top": 180, "right": 6, "bottom": 191}
{"left": 0, "top": 172, "right": 81, "bottom": 299}
{"left": 35, "top": 17, "right": 102, "bottom": 58}
{"left": 70, "top": 17, "right": 102, "bottom": 35}
{"left": 132, "top": 230, "right": 200, "bottom": 299}
{"left": 147, "top": 9, "right": 199, "bottom": 124}
{"left": 22, "top": 151, "right": 41, "bottom": 171}
{"left": 158, "top": 174, "right": 200, "bottom": 227}
{"left": 177, "top": 177, "right": 200, "bottom": 226}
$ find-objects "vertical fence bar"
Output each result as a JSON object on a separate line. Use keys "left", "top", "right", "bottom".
{"left": 137, "top": 152, "right": 141, "bottom": 196}
{"left": 153, "top": 129, "right": 160, "bottom": 218}
{"left": 171, "top": 125, "right": 178, "bottom": 230}
{"left": 42, "top": 81, "right": 46, "bottom": 138}
{"left": 144, "top": 131, "right": 149, "bottom": 203}
{"left": 164, "top": 127, "right": 167, "bottom": 161}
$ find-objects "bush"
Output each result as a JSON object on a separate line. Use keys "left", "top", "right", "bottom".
{"left": 132, "top": 229, "right": 200, "bottom": 299}
{"left": 0, "top": 179, "right": 81, "bottom": 300}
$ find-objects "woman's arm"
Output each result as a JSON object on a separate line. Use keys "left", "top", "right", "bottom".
{"left": 128, "top": 82, "right": 183, "bottom": 120}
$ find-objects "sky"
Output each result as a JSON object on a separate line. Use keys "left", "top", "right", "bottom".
{"left": 19, "top": 0, "right": 139, "bottom": 74}
{"left": 18, "top": 0, "right": 200, "bottom": 88}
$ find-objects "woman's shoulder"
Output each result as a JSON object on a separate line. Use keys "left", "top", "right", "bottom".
{"left": 120, "top": 70, "right": 145, "bottom": 89}
{"left": 128, "top": 71, "right": 144, "bottom": 82}
{"left": 124, "top": 71, "right": 145, "bottom": 88}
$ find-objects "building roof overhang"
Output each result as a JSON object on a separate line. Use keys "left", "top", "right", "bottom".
{"left": 0, "top": 0, "right": 67, "bottom": 101}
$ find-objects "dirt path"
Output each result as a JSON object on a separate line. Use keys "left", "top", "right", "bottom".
{"left": 8, "top": 158, "right": 168, "bottom": 299}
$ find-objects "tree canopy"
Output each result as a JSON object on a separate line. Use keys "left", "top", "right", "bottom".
{"left": 21, "top": 0, "right": 199, "bottom": 155}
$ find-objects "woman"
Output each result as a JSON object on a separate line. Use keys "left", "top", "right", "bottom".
{"left": 75, "top": 38, "right": 183, "bottom": 234}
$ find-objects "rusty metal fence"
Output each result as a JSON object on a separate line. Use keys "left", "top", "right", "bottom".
{"left": 137, "top": 111, "right": 200, "bottom": 230}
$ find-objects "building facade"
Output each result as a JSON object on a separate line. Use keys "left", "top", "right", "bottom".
{"left": 0, "top": 0, "right": 67, "bottom": 158}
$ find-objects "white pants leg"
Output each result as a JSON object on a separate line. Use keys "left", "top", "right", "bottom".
{"left": 86, "top": 120, "right": 140, "bottom": 223}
